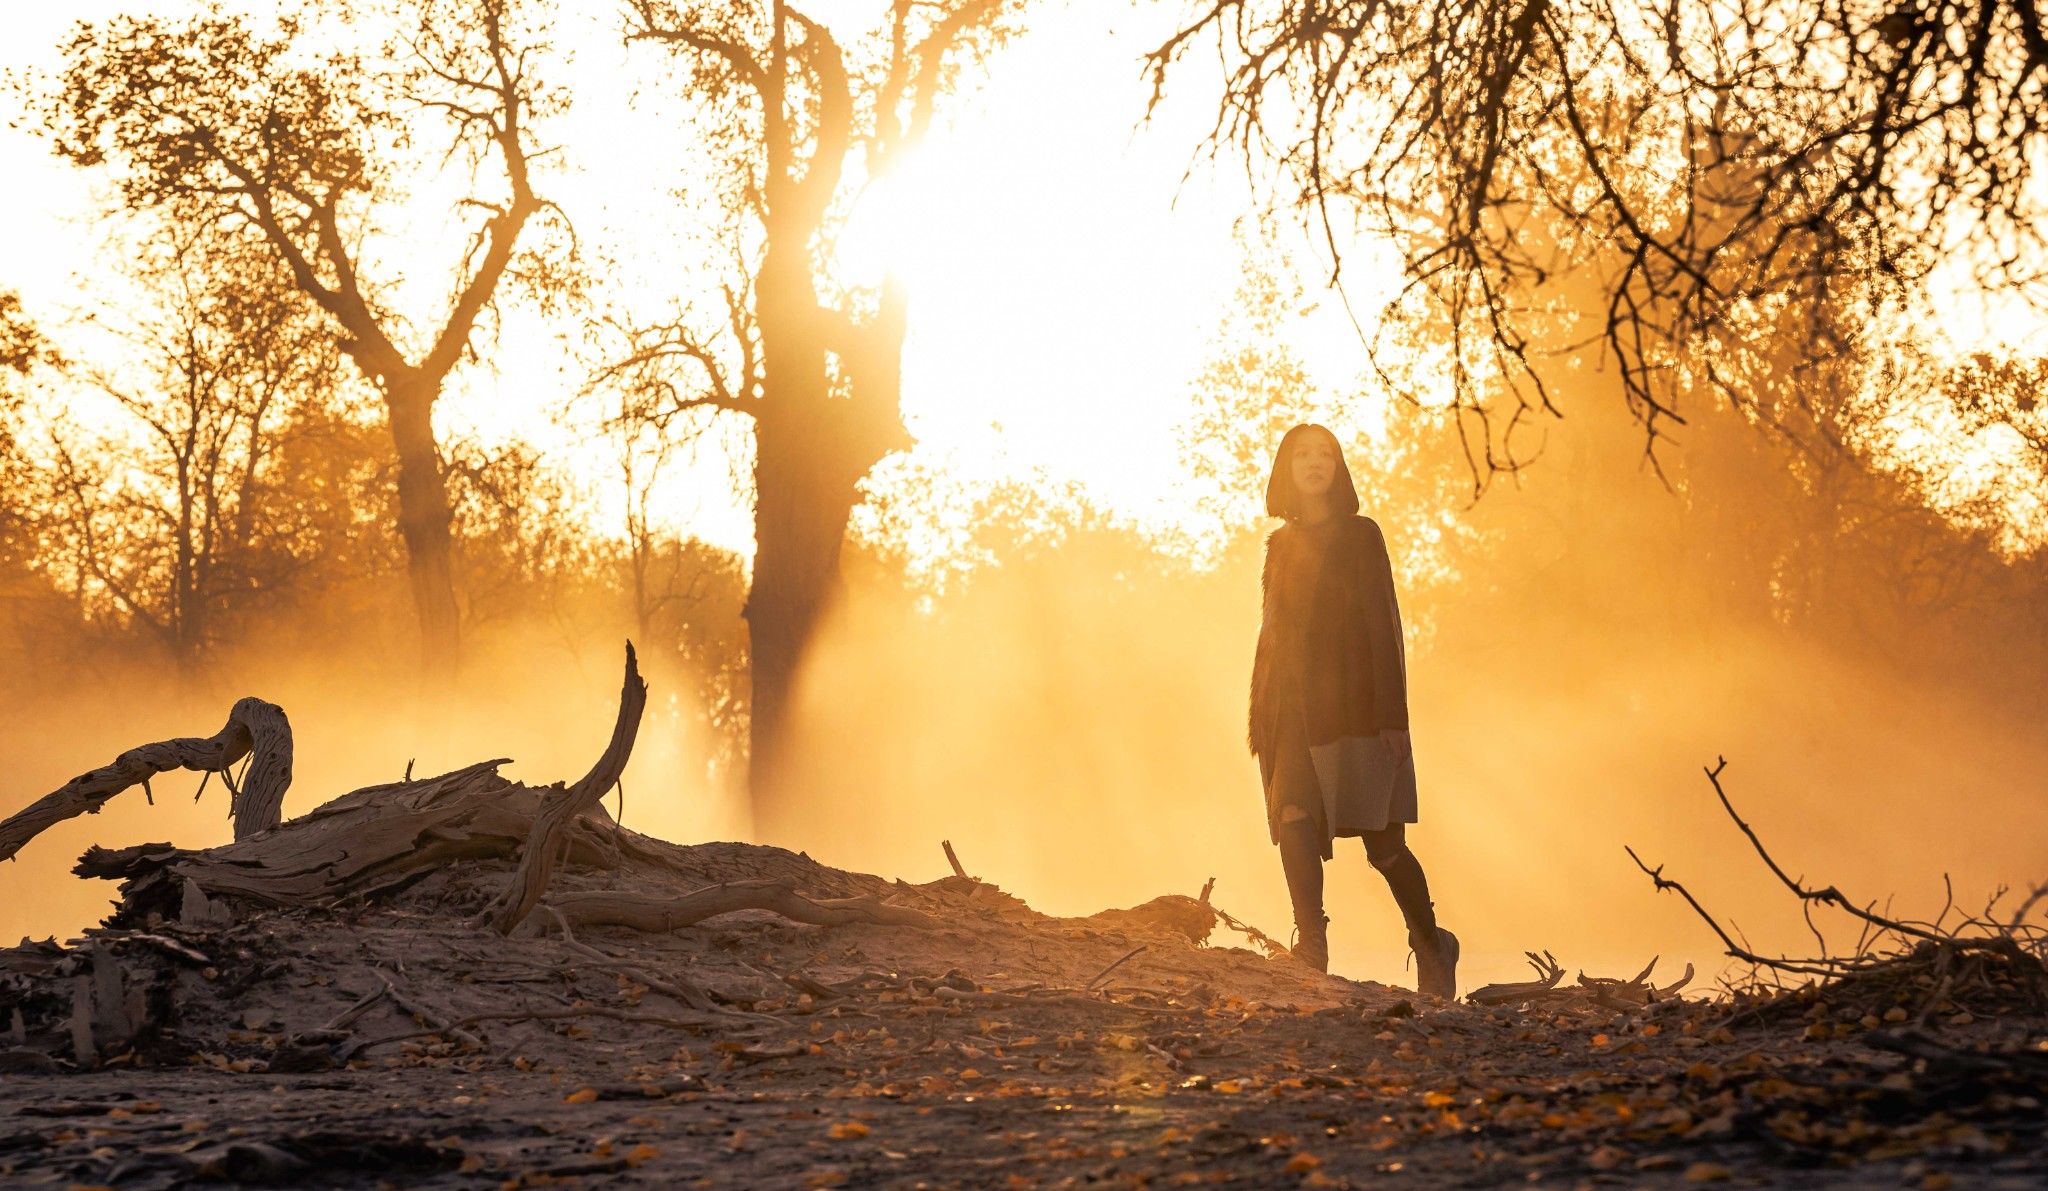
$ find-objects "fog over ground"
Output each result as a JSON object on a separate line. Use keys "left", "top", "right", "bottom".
{"left": 8, "top": 399, "right": 2039, "bottom": 1000}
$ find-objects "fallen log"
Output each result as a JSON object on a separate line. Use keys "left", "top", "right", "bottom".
{"left": 0, "top": 697, "right": 291, "bottom": 864}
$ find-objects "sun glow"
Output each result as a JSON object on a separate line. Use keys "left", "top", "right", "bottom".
{"left": 833, "top": 84, "right": 1236, "bottom": 524}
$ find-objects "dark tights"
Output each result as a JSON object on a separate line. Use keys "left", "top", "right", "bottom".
{"left": 1278, "top": 818, "right": 1438, "bottom": 942}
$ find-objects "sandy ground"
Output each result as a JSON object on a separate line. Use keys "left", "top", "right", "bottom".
{"left": 3, "top": 841, "right": 2044, "bottom": 1189}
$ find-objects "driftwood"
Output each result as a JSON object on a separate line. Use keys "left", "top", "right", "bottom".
{"left": 0, "top": 696, "right": 291, "bottom": 864}
{"left": 74, "top": 760, "right": 538, "bottom": 915}
{"left": 487, "top": 643, "right": 649, "bottom": 934}
{"left": 1467, "top": 952, "right": 1694, "bottom": 1008}
{"left": 1467, "top": 951, "right": 1567, "bottom": 1005}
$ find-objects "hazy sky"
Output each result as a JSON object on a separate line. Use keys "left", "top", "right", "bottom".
{"left": 6, "top": 2, "right": 2037, "bottom": 564}
{"left": 0, "top": 1, "right": 1376, "bottom": 561}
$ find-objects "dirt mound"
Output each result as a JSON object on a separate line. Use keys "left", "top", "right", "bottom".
{"left": 3, "top": 662, "right": 2044, "bottom": 1188}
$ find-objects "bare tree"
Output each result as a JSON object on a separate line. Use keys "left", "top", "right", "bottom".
{"left": 45, "top": 0, "right": 571, "bottom": 672}
{"left": 0, "top": 292, "right": 57, "bottom": 585}
{"left": 1144, "top": 0, "right": 2048, "bottom": 479}
{"left": 42, "top": 225, "right": 347, "bottom": 673}
{"left": 613, "top": 1, "right": 1019, "bottom": 830}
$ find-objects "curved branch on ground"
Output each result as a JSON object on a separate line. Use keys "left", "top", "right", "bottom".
{"left": 0, "top": 696, "right": 291, "bottom": 864}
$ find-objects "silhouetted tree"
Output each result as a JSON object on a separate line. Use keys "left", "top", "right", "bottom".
{"left": 41, "top": 225, "right": 349, "bottom": 672}
{"left": 1145, "top": 0, "right": 2048, "bottom": 475}
{"left": 612, "top": 1, "right": 1019, "bottom": 830}
{"left": 0, "top": 292, "right": 58, "bottom": 605}
{"left": 46, "top": 0, "right": 572, "bottom": 673}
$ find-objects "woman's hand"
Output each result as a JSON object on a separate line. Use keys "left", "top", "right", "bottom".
{"left": 1380, "top": 728, "right": 1411, "bottom": 764}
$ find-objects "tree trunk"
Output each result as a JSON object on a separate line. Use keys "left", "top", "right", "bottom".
{"left": 745, "top": 403, "right": 864, "bottom": 836}
{"left": 385, "top": 377, "right": 461, "bottom": 675}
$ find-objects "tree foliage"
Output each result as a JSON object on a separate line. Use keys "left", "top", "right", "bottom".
{"left": 39, "top": 225, "right": 359, "bottom": 669}
{"left": 45, "top": 0, "right": 574, "bottom": 670}
{"left": 1145, "top": 0, "right": 2048, "bottom": 474}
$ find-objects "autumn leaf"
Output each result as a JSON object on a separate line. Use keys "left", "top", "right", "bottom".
{"left": 829, "top": 1121, "right": 870, "bottom": 1139}
{"left": 563, "top": 1088, "right": 598, "bottom": 1104}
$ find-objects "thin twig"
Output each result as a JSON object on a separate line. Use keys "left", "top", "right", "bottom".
{"left": 1086, "top": 945, "right": 1148, "bottom": 992}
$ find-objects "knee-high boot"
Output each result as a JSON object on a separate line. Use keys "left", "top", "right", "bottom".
{"left": 1369, "top": 841, "right": 1457, "bottom": 1000}
{"left": 1278, "top": 818, "right": 1329, "bottom": 972}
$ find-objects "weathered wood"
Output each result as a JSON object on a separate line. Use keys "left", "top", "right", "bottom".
{"left": 67, "top": 976, "right": 94, "bottom": 1065}
{"left": 89, "top": 941, "right": 132, "bottom": 1054}
{"left": 226, "top": 699, "right": 292, "bottom": 839}
{"left": 75, "top": 761, "right": 529, "bottom": 909}
{"left": 1468, "top": 951, "right": 1568, "bottom": 1005}
{"left": 488, "top": 644, "right": 649, "bottom": 935}
{"left": 544, "top": 878, "right": 939, "bottom": 934}
{"left": 0, "top": 696, "right": 291, "bottom": 863}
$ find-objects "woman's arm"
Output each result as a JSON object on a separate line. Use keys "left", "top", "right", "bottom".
{"left": 1359, "top": 519, "right": 1409, "bottom": 733}
{"left": 1248, "top": 530, "right": 1282, "bottom": 755}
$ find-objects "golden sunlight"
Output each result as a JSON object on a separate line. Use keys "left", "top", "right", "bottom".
{"left": 2, "top": 0, "right": 2048, "bottom": 1183}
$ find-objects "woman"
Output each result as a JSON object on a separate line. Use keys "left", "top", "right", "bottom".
{"left": 1248, "top": 423, "right": 1459, "bottom": 998}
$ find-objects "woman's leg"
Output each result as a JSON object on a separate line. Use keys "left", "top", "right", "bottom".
{"left": 1363, "top": 825, "right": 1457, "bottom": 998}
{"left": 1361, "top": 825, "right": 1436, "bottom": 938}
{"left": 1277, "top": 807, "right": 1329, "bottom": 971}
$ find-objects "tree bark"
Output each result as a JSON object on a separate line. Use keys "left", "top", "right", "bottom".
{"left": 0, "top": 696, "right": 292, "bottom": 864}
{"left": 385, "top": 377, "right": 461, "bottom": 676}
{"left": 744, "top": 403, "right": 867, "bottom": 835}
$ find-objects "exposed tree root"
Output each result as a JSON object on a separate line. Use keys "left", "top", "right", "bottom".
{"left": 542, "top": 879, "right": 940, "bottom": 934}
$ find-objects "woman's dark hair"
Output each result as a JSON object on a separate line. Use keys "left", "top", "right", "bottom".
{"left": 1264, "top": 423, "right": 1360, "bottom": 521}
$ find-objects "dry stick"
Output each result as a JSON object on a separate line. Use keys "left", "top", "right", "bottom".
{"left": 323, "top": 985, "right": 391, "bottom": 1032}
{"left": 1210, "top": 902, "right": 1288, "bottom": 957}
{"left": 1086, "top": 945, "right": 1148, "bottom": 992}
{"left": 542, "top": 906, "right": 721, "bottom": 1014}
{"left": 942, "top": 839, "right": 968, "bottom": 880}
{"left": 1702, "top": 757, "right": 1944, "bottom": 945}
{"left": 379, "top": 973, "right": 483, "bottom": 1049}
{"left": 0, "top": 696, "right": 291, "bottom": 863}
{"left": 1624, "top": 845, "right": 1845, "bottom": 978}
{"left": 2012, "top": 883, "right": 2048, "bottom": 930}
{"left": 488, "top": 643, "right": 648, "bottom": 935}
{"left": 1199, "top": 877, "right": 1216, "bottom": 904}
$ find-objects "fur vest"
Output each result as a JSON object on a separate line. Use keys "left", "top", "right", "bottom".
{"left": 1248, "top": 515, "right": 1409, "bottom": 769}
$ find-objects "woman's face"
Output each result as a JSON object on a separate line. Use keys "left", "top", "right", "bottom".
{"left": 1289, "top": 433, "right": 1339, "bottom": 501}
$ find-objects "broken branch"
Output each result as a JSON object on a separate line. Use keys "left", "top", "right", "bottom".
{"left": 0, "top": 696, "right": 291, "bottom": 863}
{"left": 488, "top": 644, "right": 648, "bottom": 934}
